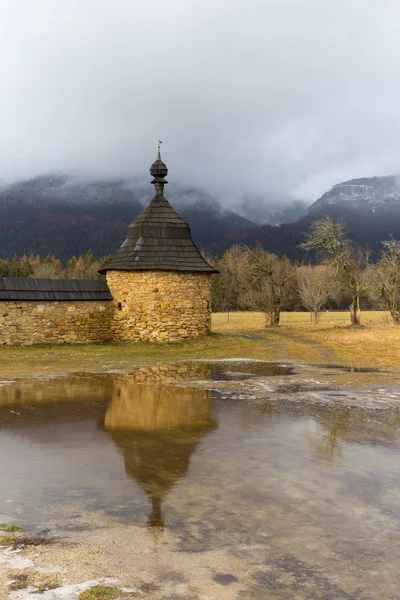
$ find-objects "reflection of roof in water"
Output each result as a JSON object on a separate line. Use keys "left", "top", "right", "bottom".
{"left": 104, "top": 382, "right": 218, "bottom": 529}
{"left": 109, "top": 426, "right": 216, "bottom": 529}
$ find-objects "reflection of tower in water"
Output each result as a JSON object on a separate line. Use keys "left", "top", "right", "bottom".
{"left": 104, "top": 378, "right": 217, "bottom": 530}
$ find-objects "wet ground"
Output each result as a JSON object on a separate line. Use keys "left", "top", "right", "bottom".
{"left": 1, "top": 361, "right": 400, "bottom": 599}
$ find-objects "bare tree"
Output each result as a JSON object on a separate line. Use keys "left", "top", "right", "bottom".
{"left": 241, "top": 248, "right": 295, "bottom": 326}
{"left": 296, "top": 264, "right": 337, "bottom": 323}
{"left": 365, "top": 237, "right": 400, "bottom": 324}
{"left": 211, "top": 245, "right": 246, "bottom": 318}
{"left": 301, "top": 217, "right": 365, "bottom": 326}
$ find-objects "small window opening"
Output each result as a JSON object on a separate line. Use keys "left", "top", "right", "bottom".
{"left": 117, "top": 302, "right": 122, "bottom": 310}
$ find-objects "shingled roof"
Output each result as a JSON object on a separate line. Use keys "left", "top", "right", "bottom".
{"left": 0, "top": 278, "right": 112, "bottom": 301}
{"left": 99, "top": 150, "right": 219, "bottom": 275}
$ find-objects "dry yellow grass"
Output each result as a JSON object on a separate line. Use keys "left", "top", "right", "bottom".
{"left": 212, "top": 311, "right": 400, "bottom": 368}
{"left": 0, "top": 334, "right": 275, "bottom": 379}
{"left": 0, "top": 310, "right": 398, "bottom": 379}
{"left": 212, "top": 310, "right": 390, "bottom": 328}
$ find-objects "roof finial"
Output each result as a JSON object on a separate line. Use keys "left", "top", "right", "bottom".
{"left": 150, "top": 141, "right": 168, "bottom": 195}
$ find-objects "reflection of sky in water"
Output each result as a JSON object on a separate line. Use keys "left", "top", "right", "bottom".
{"left": 1, "top": 367, "right": 400, "bottom": 596}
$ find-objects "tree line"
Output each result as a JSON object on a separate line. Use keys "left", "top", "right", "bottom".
{"left": 211, "top": 217, "right": 400, "bottom": 326}
{"left": 0, "top": 251, "right": 111, "bottom": 280}
{"left": 1, "top": 216, "right": 400, "bottom": 325}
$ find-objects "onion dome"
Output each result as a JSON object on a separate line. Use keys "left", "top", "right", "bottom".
{"left": 150, "top": 159, "right": 168, "bottom": 179}
{"left": 150, "top": 140, "right": 168, "bottom": 196}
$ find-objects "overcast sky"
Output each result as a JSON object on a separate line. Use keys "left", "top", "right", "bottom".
{"left": 1, "top": 0, "right": 400, "bottom": 204}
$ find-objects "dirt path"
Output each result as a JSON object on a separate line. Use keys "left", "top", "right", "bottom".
{"left": 221, "top": 329, "right": 338, "bottom": 364}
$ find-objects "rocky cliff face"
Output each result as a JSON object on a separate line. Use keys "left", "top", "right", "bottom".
{"left": 305, "top": 176, "right": 400, "bottom": 217}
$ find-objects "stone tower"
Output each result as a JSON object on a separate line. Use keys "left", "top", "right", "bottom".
{"left": 100, "top": 147, "right": 219, "bottom": 342}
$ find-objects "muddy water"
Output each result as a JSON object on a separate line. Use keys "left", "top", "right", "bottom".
{"left": 1, "top": 362, "right": 400, "bottom": 598}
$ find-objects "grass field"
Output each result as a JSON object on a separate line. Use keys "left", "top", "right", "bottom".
{"left": 212, "top": 310, "right": 391, "bottom": 327}
{"left": 0, "top": 311, "right": 398, "bottom": 378}
{"left": 213, "top": 310, "right": 400, "bottom": 368}
{"left": 0, "top": 332, "right": 273, "bottom": 378}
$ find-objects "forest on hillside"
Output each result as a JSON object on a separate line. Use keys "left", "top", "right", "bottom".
{"left": 0, "top": 180, "right": 254, "bottom": 260}
{"left": 2, "top": 177, "right": 400, "bottom": 261}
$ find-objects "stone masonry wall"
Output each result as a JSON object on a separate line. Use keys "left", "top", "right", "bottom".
{"left": 0, "top": 301, "right": 113, "bottom": 345}
{"left": 106, "top": 270, "right": 211, "bottom": 342}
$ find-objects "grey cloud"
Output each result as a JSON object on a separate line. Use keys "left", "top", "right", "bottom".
{"left": 1, "top": 0, "right": 400, "bottom": 206}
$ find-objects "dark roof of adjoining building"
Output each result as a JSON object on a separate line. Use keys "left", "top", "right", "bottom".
{"left": 0, "top": 278, "right": 113, "bottom": 301}
{"left": 99, "top": 152, "right": 219, "bottom": 275}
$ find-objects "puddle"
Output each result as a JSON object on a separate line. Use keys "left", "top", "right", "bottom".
{"left": 209, "top": 361, "right": 294, "bottom": 381}
{"left": 128, "top": 360, "right": 295, "bottom": 384}
{"left": 1, "top": 365, "right": 400, "bottom": 598}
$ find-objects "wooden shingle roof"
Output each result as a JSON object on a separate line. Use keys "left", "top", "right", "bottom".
{"left": 99, "top": 153, "right": 219, "bottom": 275}
{"left": 0, "top": 278, "right": 113, "bottom": 301}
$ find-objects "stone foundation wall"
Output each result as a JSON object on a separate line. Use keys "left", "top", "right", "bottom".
{"left": 106, "top": 270, "right": 211, "bottom": 342}
{"left": 0, "top": 301, "right": 113, "bottom": 345}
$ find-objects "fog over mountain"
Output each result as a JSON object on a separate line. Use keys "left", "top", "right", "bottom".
{"left": 2, "top": 171, "right": 400, "bottom": 263}
{"left": 1, "top": 0, "right": 400, "bottom": 209}
{"left": 0, "top": 175, "right": 256, "bottom": 260}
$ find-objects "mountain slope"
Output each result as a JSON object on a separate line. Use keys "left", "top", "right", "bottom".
{"left": 3, "top": 173, "right": 400, "bottom": 263}
{"left": 209, "top": 176, "right": 400, "bottom": 260}
{"left": 305, "top": 176, "right": 400, "bottom": 218}
{"left": 0, "top": 176, "right": 254, "bottom": 260}
{"left": 238, "top": 197, "right": 307, "bottom": 225}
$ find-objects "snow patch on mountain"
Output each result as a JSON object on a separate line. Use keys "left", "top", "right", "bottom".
{"left": 305, "top": 176, "right": 400, "bottom": 216}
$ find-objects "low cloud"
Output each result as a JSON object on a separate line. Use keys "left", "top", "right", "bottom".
{"left": 1, "top": 0, "right": 400, "bottom": 205}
